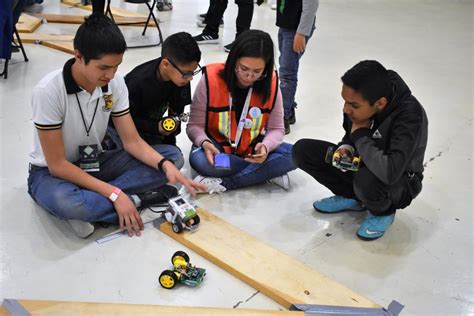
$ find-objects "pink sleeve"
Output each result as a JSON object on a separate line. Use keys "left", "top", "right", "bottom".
{"left": 186, "top": 75, "right": 210, "bottom": 146}
{"left": 262, "top": 88, "right": 285, "bottom": 153}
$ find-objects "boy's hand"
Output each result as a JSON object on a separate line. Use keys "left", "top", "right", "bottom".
{"left": 114, "top": 193, "right": 144, "bottom": 237}
{"left": 162, "top": 161, "right": 207, "bottom": 196}
{"left": 351, "top": 120, "right": 371, "bottom": 133}
{"left": 293, "top": 33, "right": 306, "bottom": 54}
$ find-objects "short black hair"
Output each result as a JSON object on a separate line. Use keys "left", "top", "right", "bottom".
{"left": 161, "top": 32, "right": 201, "bottom": 65}
{"left": 73, "top": 13, "right": 126, "bottom": 64}
{"left": 341, "top": 60, "right": 391, "bottom": 105}
{"left": 220, "top": 30, "right": 275, "bottom": 104}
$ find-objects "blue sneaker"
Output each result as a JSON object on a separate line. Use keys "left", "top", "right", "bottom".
{"left": 357, "top": 213, "right": 395, "bottom": 240}
{"left": 313, "top": 196, "right": 364, "bottom": 213}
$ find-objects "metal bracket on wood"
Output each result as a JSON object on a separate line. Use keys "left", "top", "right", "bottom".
{"left": 290, "top": 300, "right": 404, "bottom": 315}
{"left": 3, "top": 299, "right": 31, "bottom": 316}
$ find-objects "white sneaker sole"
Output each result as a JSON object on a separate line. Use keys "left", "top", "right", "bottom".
{"left": 196, "top": 39, "right": 220, "bottom": 44}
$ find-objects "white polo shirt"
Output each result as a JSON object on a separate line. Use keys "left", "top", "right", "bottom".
{"left": 29, "top": 59, "right": 130, "bottom": 167}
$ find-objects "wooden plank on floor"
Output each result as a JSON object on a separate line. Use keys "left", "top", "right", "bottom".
{"left": 19, "top": 33, "right": 74, "bottom": 44}
{"left": 41, "top": 41, "right": 74, "bottom": 54}
{"left": 16, "top": 14, "right": 42, "bottom": 33}
{"left": 33, "top": 13, "right": 157, "bottom": 27}
{"left": 61, "top": 0, "right": 147, "bottom": 18}
{"left": 13, "top": 300, "right": 301, "bottom": 315}
{"left": 158, "top": 208, "right": 379, "bottom": 310}
{"left": 0, "top": 306, "right": 10, "bottom": 316}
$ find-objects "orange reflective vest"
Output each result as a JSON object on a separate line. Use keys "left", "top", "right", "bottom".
{"left": 204, "top": 63, "right": 278, "bottom": 156}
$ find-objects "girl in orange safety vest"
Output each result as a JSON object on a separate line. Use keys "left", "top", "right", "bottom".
{"left": 185, "top": 30, "right": 296, "bottom": 193}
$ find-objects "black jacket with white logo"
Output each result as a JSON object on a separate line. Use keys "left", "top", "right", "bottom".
{"left": 340, "top": 70, "right": 428, "bottom": 185}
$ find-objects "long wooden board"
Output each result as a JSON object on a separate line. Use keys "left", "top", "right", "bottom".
{"left": 33, "top": 13, "right": 157, "bottom": 27}
{"left": 41, "top": 41, "right": 74, "bottom": 54}
{"left": 62, "top": 0, "right": 147, "bottom": 18}
{"left": 158, "top": 209, "right": 379, "bottom": 310}
{"left": 18, "top": 33, "right": 74, "bottom": 43}
{"left": 6, "top": 300, "right": 301, "bottom": 315}
{"left": 16, "top": 14, "right": 42, "bottom": 33}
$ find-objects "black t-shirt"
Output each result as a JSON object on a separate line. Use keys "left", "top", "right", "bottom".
{"left": 231, "top": 86, "right": 250, "bottom": 121}
{"left": 125, "top": 57, "right": 191, "bottom": 145}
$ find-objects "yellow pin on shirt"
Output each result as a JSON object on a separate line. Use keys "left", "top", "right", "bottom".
{"left": 103, "top": 93, "right": 113, "bottom": 111}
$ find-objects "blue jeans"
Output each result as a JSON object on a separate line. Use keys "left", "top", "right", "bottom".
{"left": 27, "top": 144, "right": 184, "bottom": 223}
{"left": 278, "top": 26, "right": 315, "bottom": 120}
{"left": 189, "top": 142, "right": 296, "bottom": 190}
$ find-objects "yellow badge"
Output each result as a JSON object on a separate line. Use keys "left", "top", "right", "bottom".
{"left": 103, "top": 93, "right": 113, "bottom": 111}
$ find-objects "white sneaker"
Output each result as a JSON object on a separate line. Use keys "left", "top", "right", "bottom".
{"left": 193, "top": 33, "right": 220, "bottom": 45}
{"left": 194, "top": 175, "right": 227, "bottom": 194}
{"left": 268, "top": 173, "right": 290, "bottom": 190}
{"left": 270, "top": 0, "right": 277, "bottom": 10}
{"left": 67, "top": 219, "right": 95, "bottom": 238}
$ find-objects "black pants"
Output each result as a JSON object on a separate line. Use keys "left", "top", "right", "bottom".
{"left": 204, "top": 0, "right": 253, "bottom": 39}
{"left": 92, "top": 0, "right": 105, "bottom": 14}
{"left": 292, "top": 139, "right": 422, "bottom": 216}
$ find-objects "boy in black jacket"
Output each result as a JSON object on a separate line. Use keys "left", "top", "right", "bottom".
{"left": 111, "top": 32, "right": 201, "bottom": 148}
{"left": 292, "top": 60, "right": 428, "bottom": 240}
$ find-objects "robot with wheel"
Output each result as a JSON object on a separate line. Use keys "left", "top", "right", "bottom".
{"left": 325, "top": 144, "right": 361, "bottom": 172}
{"left": 159, "top": 251, "right": 206, "bottom": 289}
{"left": 163, "top": 195, "right": 200, "bottom": 233}
{"left": 159, "top": 113, "right": 189, "bottom": 135}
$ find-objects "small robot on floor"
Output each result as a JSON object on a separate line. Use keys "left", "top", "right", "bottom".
{"left": 159, "top": 251, "right": 206, "bottom": 289}
{"left": 164, "top": 195, "right": 200, "bottom": 234}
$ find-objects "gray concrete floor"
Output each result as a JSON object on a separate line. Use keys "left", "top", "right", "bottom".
{"left": 0, "top": 0, "right": 472, "bottom": 315}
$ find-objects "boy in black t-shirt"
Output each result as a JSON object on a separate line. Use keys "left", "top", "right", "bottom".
{"left": 111, "top": 32, "right": 201, "bottom": 147}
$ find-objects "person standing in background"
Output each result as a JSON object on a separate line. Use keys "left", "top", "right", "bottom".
{"left": 276, "top": 0, "right": 318, "bottom": 134}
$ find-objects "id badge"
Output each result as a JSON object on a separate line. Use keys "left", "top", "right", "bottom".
{"left": 79, "top": 144, "right": 100, "bottom": 172}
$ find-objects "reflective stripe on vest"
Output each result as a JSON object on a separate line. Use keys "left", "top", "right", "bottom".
{"left": 205, "top": 63, "right": 278, "bottom": 156}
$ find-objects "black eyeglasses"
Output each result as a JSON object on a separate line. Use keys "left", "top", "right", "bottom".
{"left": 168, "top": 59, "right": 202, "bottom": 80}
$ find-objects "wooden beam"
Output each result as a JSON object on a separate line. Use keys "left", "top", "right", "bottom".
{"left": 18, "top": 33, "right": 74, "bottom": 44}
{"left": 41, "top": 41, "right": 75, "bottom": 55}
{"left": 33, "top": 13, "right": 157, "bottom": 27}
{"left": 16, "top": 14, "right": 42, "bottom": 33}
{"left": 0, "top": 306, "right": 9, "bottom": 316}
{"left": 61, "top": 0, "right": 147, "bottom": 18}
{"left": 10, "top": 300, "right": 301, "bottom": 315}
{"left": 158, "top": 209, "right": 379, "bottom": 310}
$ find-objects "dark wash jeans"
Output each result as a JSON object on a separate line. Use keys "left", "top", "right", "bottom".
{"left": 27, "top": 144, "right": 184, "bottom": 223}
{"left": 278, "top": 25, "right": 315, "bottom": 120}
{"left": 189, "top": 142, "right": 296, "bottom": 190}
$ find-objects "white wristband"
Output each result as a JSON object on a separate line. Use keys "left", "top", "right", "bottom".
{"left": 109, "top": 187, "right": 122, "bottom": 202}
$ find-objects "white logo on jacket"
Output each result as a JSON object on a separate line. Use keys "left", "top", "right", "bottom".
{"left": 372, "top": 129, "right": 382, "bottom": 138}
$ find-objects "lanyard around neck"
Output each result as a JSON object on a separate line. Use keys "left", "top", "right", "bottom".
{"left": 228, "top": 87, "right": 253, "bottom": 150}
{"left": 75, "top": 93, "right": 100, "bottom": 137}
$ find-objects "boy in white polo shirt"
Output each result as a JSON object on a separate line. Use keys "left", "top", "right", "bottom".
{"left": 28, "top": 14, "right": 206, "bottom": 238}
